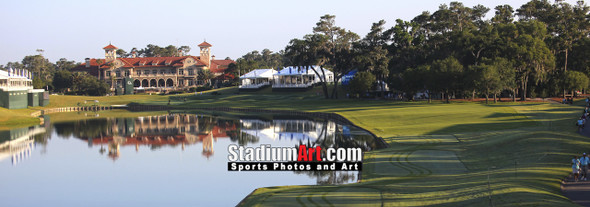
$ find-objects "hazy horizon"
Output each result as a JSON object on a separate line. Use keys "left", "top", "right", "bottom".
{"left": 0, "top": 0, "right": 582, "bottom": 66}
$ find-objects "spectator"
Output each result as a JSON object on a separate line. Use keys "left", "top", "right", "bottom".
{"left": 573, "top": 156, "right": 581, "bottom": 182}
{"left": 581, "top": 153, "right": 589, "bottom": 181}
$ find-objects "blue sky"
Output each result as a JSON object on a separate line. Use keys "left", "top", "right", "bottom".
{"left": 0, "top": 0, "right": 582, "bottom": 65}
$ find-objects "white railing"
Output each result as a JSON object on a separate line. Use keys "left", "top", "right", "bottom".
{"left": 239, "top": 82, "right": 271, "bottom": 89}
{"left": 272, "top": 83, "right": 313, "bottom": 88}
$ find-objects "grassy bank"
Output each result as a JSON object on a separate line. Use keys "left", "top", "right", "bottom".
{"left": 0, "top": 107, "right": 42, "bottom": 129}
{"left": 0, "top": 93, "right": 172, "bottom": 129}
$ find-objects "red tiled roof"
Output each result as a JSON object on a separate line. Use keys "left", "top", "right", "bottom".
{"left": 72, "top": 56, "right": 234, "bottom": 77}
{"left": 198, "top": 41, "right": 212, "bottom": 47}
{"left": 93, "top": 56, "right": 209, "bottom": 69}
{"left": 214, "top": 73, "right": 235, "bottom": 80}
{"left": 209, "top": 59, "right": 234, "bottom": 74}
{"left": 211, "top": 59, "right": 234, "bottom": 67}
{"left": 70, "top": 58, "right": 106, "bottom": 76}
{"left": 103, "top": 44, "right": 118, "bottom": 50}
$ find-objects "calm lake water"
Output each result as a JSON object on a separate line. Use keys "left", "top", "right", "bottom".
{"left": 0, "top": 111, "right": 377, "bottom": 206}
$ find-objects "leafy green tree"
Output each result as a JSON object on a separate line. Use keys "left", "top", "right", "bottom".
{"left": 570, "top": 37, "right": 590, "bottom": 75}
{"left": 235, "top": 49, "right": 284, "bottom": 75}
{"left": 22, "top": 55, "right": 55, "bottom": 89}
{"left": 349, "top": 71, "right": 375, "bottom": 98}
{"left": 225, "top": 63, "right": 239, "bottom": 84}
{"left": 32, "top": 76, "right": 45, "bottom": 89}
{"left": 516, "top": 0, "right": 553, "bottom": 21}
{"left": 513, "top": 20, "right": 555, "bottom": 100}
{"left": 312, "top": 14, "right": 360, "bottom": 99}
{"left": 116, "top": 49, "right": 128, "bottom": 58}
{"left": 285, "top": 34, "right": 332, "bottom": 98}
{"left": 431, "top": 57, "right": 464, "bottom": 103}
{"left": 402, "top": 65, "right": 432, "bottom": 102}
{"left": 71, "top": 72, "right": 86, "bottom": 93}
{"left": 55, "top": 58, "right": 77, "bottom": 70}
{"left": 76, "top": 74, "right": 109, "bottom": 96}
{"left": 517, "top": 0, "right": 589, "bottom": 74}
{"left": 494, "top": 58, "right": 517, "bottom": 102}
{"left": 473, "top": 63, "right": 501, "bottom": 104}
{"left": 53, "top": 70, "right": 73, "bottom": 93}
{"left": 563, "top": 70, "right": 589, "bottom": 97}
{"left": 356, "top": 20, "right": 390, "bottom": 98}
{"left": 492, "top": 5, "right": 515, "bottom": 24}
{"left": 137, "top": 44, "right": 191, "bottom": 57}
{"left": 198, "top": 69, "right": 215, "bottom": 86}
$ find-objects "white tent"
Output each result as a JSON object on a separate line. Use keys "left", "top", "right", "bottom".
{"left": 273, "top": 66, "right": 334, "bottom": 88}
{"left": 239, "top": 69, "right": 277, "bottom": 89}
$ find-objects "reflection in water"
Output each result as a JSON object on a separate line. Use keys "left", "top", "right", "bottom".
{"left": 59, "top": 114, "right": 376, "bottom": 184}
{"left": 0, "top": 112, "right": 379, "bottom": 206}
{"left": 239, "top": 118, "right": 376, "bottom": 151}
{"left": 239, "top": 119, "right": 335, "bottom": 142}
{"left": 56, "top": 114, "right": 238, "bottom": 161}
{"left": 6, "top": 113, "right": 376, "bottom": 186}
{"left": 0, "top": 126, "right": 46, "bottom": 166}
{"left": 239, "top": 118, "right": 375, "bottom": 185}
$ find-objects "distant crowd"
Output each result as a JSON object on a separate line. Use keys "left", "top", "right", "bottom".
{"left": 576, "top": 98, "right": 590, "bottom": 130}
{"left": 571, "top": 98, "right": 590, "bottom": 181}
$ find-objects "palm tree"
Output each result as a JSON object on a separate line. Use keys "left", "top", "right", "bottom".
{"left": 71, "top": 72, "right": 85, "bottom": 94}
{"left": 198, "top": 69, "right": 215, "bottom": 86}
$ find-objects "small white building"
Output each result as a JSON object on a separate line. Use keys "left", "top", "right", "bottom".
{"left": 272, "top": 66, "right": 334, "bottom": 89}
{"left": 0, "top": 68, "right": 48, "bottom": 109}
{"left": 0, "top": 69, "right": 33, "bottom": 91}
{"left": 239, "top": 69, "right": 277, "bottom": 89}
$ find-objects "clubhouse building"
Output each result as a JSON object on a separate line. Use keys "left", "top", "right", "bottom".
{"left": 72, "top": 41, "right": 234, "bottom": 94}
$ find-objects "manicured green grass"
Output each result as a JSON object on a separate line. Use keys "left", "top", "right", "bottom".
{"left": 0, "top": 107, "right": 40, "bottom": 129}
{"left": 236, "top": 101, "right": 585, "bottom": 206}
{"left": 0, "top": 93, "right": 173, "bottom": 128}
{"left": 38, "top": 93, "right": 170, "bottom": 108}
{"left": 45, "top": 110, "right": 168, "bottom": 124}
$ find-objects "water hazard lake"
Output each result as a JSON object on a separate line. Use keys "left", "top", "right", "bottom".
{"left": 0, "top": 110, "right": 378, "bottom": 206}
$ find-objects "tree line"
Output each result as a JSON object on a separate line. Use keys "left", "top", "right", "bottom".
{"left": 232, "top": 0, "right": 590, "bottom": 102}
{"left": 1, "top": 55, "right": 110, "bottom": 96}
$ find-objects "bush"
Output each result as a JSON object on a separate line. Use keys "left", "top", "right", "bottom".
{"left": 189, "top": 86, "right": 211, "bottom": 92}
{"left": 349, "top": 71, "right": 376, "bottom": 97}
{"left": 197, "top": 86, "right": 212, "bottom": 92}
{"left": 77, "top": 75, "right": 109, "bottom": 96}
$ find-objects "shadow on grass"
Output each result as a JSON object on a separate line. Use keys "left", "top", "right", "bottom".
{"left": 426, "top": 121, "right": 537, "bottom": 135}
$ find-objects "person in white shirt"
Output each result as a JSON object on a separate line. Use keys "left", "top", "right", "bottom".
{"left": 581, "top": 153, "right": 589, "bottom": 180}
{"left": 573, "top": 156, "right": 581, "bottom": 182}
